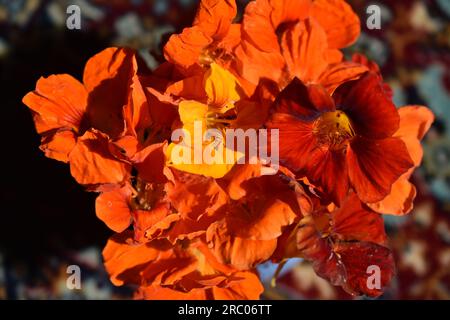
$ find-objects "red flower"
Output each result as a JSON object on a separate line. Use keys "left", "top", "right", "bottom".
{"left": 266, "top": 72, "right": 415, "bottom": 205}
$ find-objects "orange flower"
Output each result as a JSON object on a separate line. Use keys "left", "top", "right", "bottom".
{"left": 236, "top": 0, "right": 362, "bottom": 88}
{"left": 266, "top": 72, "right": 415, "bottom": 205}
{"left": 103, "top": 232, "right": 264, "bottom": 300}
{"left": 96, "top": 142, "right": 229, "bottom": 242}
{"left": 206, "top": 164, "right": 310, "bottom": 270}
{"left": 23, "top": 48, "right": 137, "bottom": 186}
{"left": 164, "top": 0, "right": 239, "bottom": 71}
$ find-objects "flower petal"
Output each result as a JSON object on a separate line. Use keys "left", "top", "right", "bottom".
{"left": 335, "top": 72, "right": 400, "bottom": 139}
{"left": 193, "top": 0, "right": 237, "bottom": 40}
{"left": 281, "top": 19, "right": 329, "bottom": 83}
{"left": 83, "top": 47, "right": 136, "bottom": 138}
{"left": 39, "top": 129, "right": 77, "bottom": 163}
{"left": 96, "top": 185, "right": 132, "bottom": 233}
{"left": 334, "top": 242, "right": 395, "bottom": 297}
{"left": 204, "top": 63, "right": 242, "bottom": 112}
{"left": 69, "top": 129, "right": 129, "bottom": 186}
{"left": 310, "top": 0, "right": 360, "bottom": 49}
{"left": 332, "top": 193, "right": 387, "bottom": 245}
{"left": 348, "top": 137, "right": 414, "bottom": 203}
{"left": 164, "top": 26, "right": 212, "bottom": 69}
{"left": 22, "top": 74, "right": 87, "bottom": 133}
{"left": 318, "top": 61, "right": 368, "bottom": 94}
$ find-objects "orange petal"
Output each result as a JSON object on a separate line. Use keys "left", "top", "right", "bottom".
{"left": 269, "top": 0, "right": 312, "bottom": 26}
{"left": 103, "top": 231, "right": 161, "bottom": 286}
{"left": 166, "top": 74, "right": 207, "bottom": 101}
{"left": 281, "top": 19, "right": 329, "bottom": 83}
{"left": 212, "top": 271, "right": 264, "bottom": 300}
{"left": 235, "top": 41, "right": 285, "bottom": 85}
{"left": 164, "top": 26, "right": 212, "bottom": 69}
{"left": 242, "top": 0, "right": 279, "bottom": 53}
{"left": 83, "top": 47, "right": 136, "bottom": 138}
{"left": 69, "top": 129, "right": 129, "bottom": 186}
{"left": 166, "top": 170, "right": 229, "bottom": 220}
{"left": 367, "top": 178, "right": 417, "bottom": 215}
{"left": 132, "top": 206, "right": 176, "bottom": 242}
{"left": 134, "top": 142, "right": 168, "bottom": 184}
{"left": 193, "top": 0, "right": 237, "bottom": 40}
{"left": 319, "top": 62, "right": 368, "bottom": 94}
{"left": 396, "top": 106, "right": 434, "bottom": 166}
{"left": 22, "top": 74, "right": 87, "bottom": 133}
{"left": 123, "top": 74, "right": 152, "bottom": 143}
{"left": 207, "top": 220, "right": 278, "bottom": 270}
{"left": 39, "top": 129, "right": 77, "bottom": 163}
{"left": 310, "top": 0, "right": 360, "bottom": 49}
{"left": 135, "top": 285, "right": 208, "bottom": 300}
{"left": 95, "top": 185, "right": 132, "bottom": 233}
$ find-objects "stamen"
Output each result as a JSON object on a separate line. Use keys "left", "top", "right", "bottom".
{"left": 313, "top": 111, "right": 355, "bottom": 150}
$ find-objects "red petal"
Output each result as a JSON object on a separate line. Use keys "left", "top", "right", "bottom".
{"left": 273, "top": 78, "right": 335, "bottom": 119}
{"left": 334, "top": 242, "right": 395, "bottom": 297}
{"left": 332, "top": 193, "right": 387, "bottom": 245}
{"left": 347, "top": 137, "right": 414, "bottom": 203}
{"left": 304, "top": 148, "right": 350, "bottom": 205}
{"left": 334, "top": 72, "right": 400, "bottom": 139}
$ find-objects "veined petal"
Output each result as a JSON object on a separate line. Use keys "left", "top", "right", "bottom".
{"left": 318, "top": 61, "right": 368, "bottom": 94}
{"left": 39, "top": 129, "right": 77, "bottom": 163}
{"left": 69, "top": 129, "right": 129, "bottom": 186}
{"left": 310, "top": 0, "right": 360, "bottom": 49}
{"left": 164, "top": 26, "right": 212, "bottom": 69}
{"left": 334, "top": 72, "right": 400, "bottom": 139}
{"left": 193, "top": 0, "right": 237, "bottom": 40}
{"left": 281, "top": 19, "right": 329, "bottom": 83}
{"left": 83, "top": 47, "right": 136, "bottom": 138}
{"left": 348, "top": 137, "right": 414, "bottom": 203}
{"left": 96, "top": 185, "right": 132, "bottom": 233}
{"left": 23, "top": 74, "right": 87, "bottom": 133}
{"left": 204, "top": 63, "right": 242, "bottom": 112}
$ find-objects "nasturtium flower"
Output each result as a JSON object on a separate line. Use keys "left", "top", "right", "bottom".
{"left": 266, "top": 72, "right": 415, "bottom": 205}
{"left": 164, "top": 0, "right": 239, "bottom": 71}
{"left": 167, "top": 63, "right": 244, "bottom": 178}
{"left": 236, "top": 0, "right": 361, "bottom": 87}
{"left": 23, "top": 47, "right": 136, "bottom": 187}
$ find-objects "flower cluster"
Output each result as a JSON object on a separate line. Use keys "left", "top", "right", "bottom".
{"left": 23, "top": 0, "right": 434, "bottom": 299}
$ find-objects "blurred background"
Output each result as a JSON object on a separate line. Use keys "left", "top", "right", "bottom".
{"left": 0, "top": 0, "right": 448, "bottom": 300}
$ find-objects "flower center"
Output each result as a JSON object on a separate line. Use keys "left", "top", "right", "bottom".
{"left": 205, "top": 111, "right": 235, "bottom": 130}
{"left": 313, "top": 111, "right": 355, "bottom": 150}
{"left": 199, "top": 45, "right": 232, "bottom": 66}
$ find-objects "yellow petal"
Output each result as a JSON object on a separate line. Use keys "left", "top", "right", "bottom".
{"left": 166, "top": 140, "right": 241, "bottom": 179}
{"left": 178, "top": 100, "right": 209, "bottom": 133}
{"left": 204, "top": 63, "right": 241, "bottom": 113}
